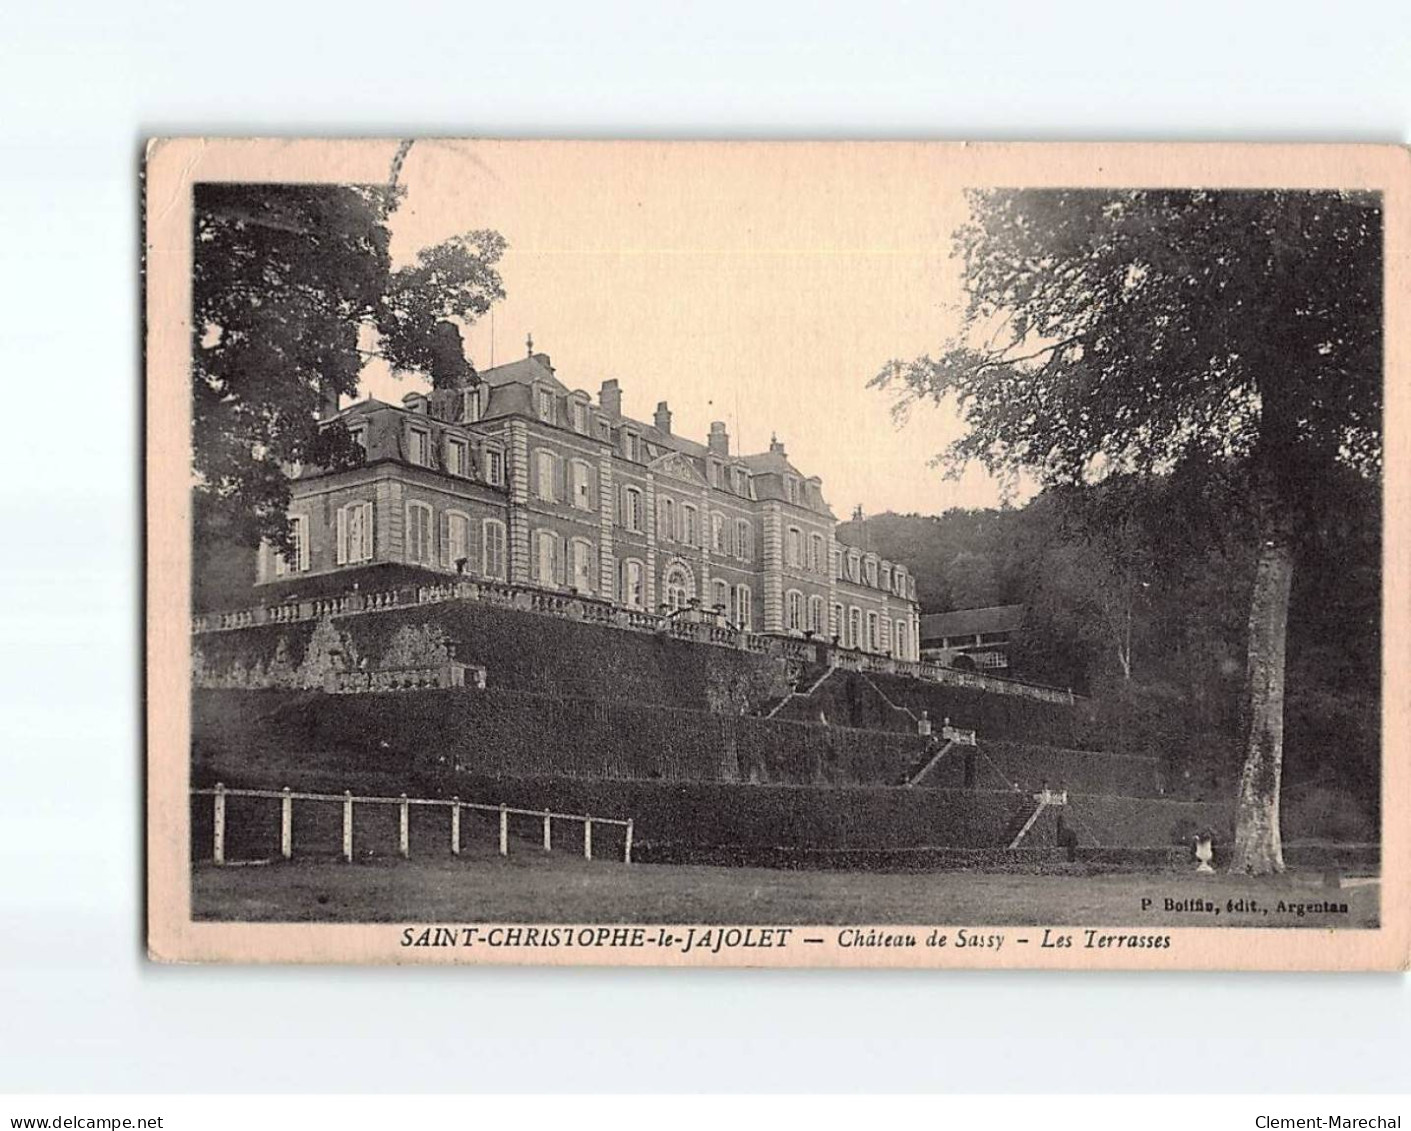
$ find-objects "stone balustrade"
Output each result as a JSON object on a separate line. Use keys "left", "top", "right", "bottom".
{"left": 193, "top": 576, "right": 1078, "bottom": 704}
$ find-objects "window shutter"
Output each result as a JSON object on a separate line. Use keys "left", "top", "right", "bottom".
{"left": 335, "top": 507, "right": 348, "bottom": 565}
{"left": 297, "top": 518, "right": 310, "bottom": 571}
{"left": 439, "top": 512, "right": 451, "bottom": 569}
{"left": 555, "top": 536, "right": 566, "bottom": 586}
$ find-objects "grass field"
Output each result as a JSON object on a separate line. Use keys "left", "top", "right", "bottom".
{"left": 192, "top": 842, "right": 1379, "bottom": 928}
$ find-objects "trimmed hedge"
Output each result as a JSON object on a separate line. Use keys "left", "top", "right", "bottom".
{"left": 867, "top": 672, "right": 1090, "bottom": 747}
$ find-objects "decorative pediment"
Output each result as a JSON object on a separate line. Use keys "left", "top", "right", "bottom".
{"left": 650, "top": 450, "right": 708, "bottom": 487}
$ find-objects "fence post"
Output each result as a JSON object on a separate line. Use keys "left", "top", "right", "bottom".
{"left": 213, "top": 783, "right": 226, "bottom": 866}
{"left": 624, "top": 819, "right": 633, "bottom": 865}
{"left": 342, "top": 791, "right": 354, "bottom": 863}
{"left": 451, "top": 798, "right": 461, "bottom": 856}
{"left": 584, "top": 817, "right": 593, "bottom": 861}
{"left": 280, "top": 787, "right": 292, "bottom": 860}
{"left": 542, "top": 812, "right": 552, "bottom": 852}
{"left": 499, "top": 804, "right": 508, "bottom": 856}
{"left": 399, "top": 794, "right": 410, "bottom": 858}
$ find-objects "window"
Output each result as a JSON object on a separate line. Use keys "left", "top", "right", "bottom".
{"left": 848, "top": 607, "right": 862, "bottom": 650}
{"left": 682, "top": 505, "right": 698, "bottom": 546}
{"left": 534, "top": 450, "right": 558, "bottom": 502}
{"left": 536, "top": 388, "right": 555, "bottom": 423}
{"left": 462, "top": 387, "right": 483, "bottom": 424}
{"left": 273, "top": 515, "right": 310, "bottom": 576}
{"left": 832, "top": 603, "right": 844, "bottom": 643}
{"left": 482, "top": 519, "right": 506, "bottom": 580}
{"left": 335, "top": 502, "right": 372, "bottom": 565}
{"left": 571, "top": 538, "right": 594, "bottom": 593}
{"left": 786, "top": 590, "right": 805, "bottom": 633}
{"left": 735, "top": 519, "right": 751, "bottom": 560}
{"left": 622, "top": 559, "right": 645, "bottom": 609}
{"left": 786, "top": 527, "right": 803, "bottom": 568}
{"left": 408, "top": 428, "right": 430, "bottom": 467}
{"left": 446, "top": 437, "right": 469, "bottom": 477}
{"left": 446, "top": 512, "right": 470, "bottom": 570}
{"left": 570, "top": 400, "right": 587, "bottom": 434}
{"left": 405, "top": 502, "right": 434, "bottom": 565}
{"left": 623, "top": 432, "right": 640, "bottom": 462}
{"left": 709, "top": 461, "right": 722, "bottom": 489}
{"left": 622, "top": 487, "right": 644, "bottom": 532}
{"left": 866, "top": 558, "right": 878, "bottom": 587}
{"left": 533, "top": 529, "right": 563, "bottom": 587}
{"left": 658, "top": 495, "right": 676, "bottom": 540}
{"left": 484, "top": 447, "right": 504, "bottom": 487}
{"left": 866, "top": 611, "right": 879, "bottom": 652}
{"left": 734, "top": 468, "right": 748, "bottom": 496}
{"left": 896, "top": 619, "right": 909, "bottom": 659}
{"left": 785, "top": 476, "right": 800, "bottom": 505}
{"left": 571, "top": 460, "right": 593, "bottom": 511}
{"left": 881, "top": 566, "right": 892, "bottom": 593}
{"left": 712, "top": 512, "right": 725, "bottom": 554}
{"left": 733, "top": 585, "right": 753, "bottom": 630}
{"left": 663, "top": 563, "right": 693, "bottom": 611}
{"left": 808, "top": 595, "right": 825, "bottom": 635}
{"left": 848, "top": 553, "right": 861, "bottom": 583}
{"left": 809, "top": 533, "right": 824, "bottom": 573}
{"left": 880, "top": 617, "right": 891, "bottom": 654}
{"left": 348, "top": 424, "right": 368, "bottom": 454}
{"left": 712, "top": 579, "right": 729, "bottom": 613}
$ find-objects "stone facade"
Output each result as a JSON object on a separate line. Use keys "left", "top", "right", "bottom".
{"left": 260, "top": 348, "right": 921, "bottom": 658}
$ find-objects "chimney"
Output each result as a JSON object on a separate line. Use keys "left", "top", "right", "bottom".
{"left": 708, "top": 421, "right": 730, "bottom": 456}
{"left": 654, "top": 401, "right": 672, "bottom": 434}
{"left": 600, "top": 379, "right": 622, "bottom": 418}
{"left": 769, "top": 433, "right": 786, "bottom": 456}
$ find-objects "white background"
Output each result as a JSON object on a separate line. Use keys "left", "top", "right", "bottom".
{"left": 2, "top": 0, "right": 1409, "bottom": 1095}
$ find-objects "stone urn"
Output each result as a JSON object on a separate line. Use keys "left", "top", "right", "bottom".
{"left": 1194, "top": 834, "right": 1215, "bottom": 874}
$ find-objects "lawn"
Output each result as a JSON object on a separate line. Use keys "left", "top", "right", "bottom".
{"left": 192, "top": 843, "right": 1379, "bottom": 928}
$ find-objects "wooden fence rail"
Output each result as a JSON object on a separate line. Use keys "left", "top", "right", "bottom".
{"left": 194, "top": 784, "right": 633, "bottom": 866}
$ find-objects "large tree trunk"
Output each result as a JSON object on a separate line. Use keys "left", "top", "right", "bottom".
{"left": 1230, "top": 505, "right": 1296, "bottom": 875}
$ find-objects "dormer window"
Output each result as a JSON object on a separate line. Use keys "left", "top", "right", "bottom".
{"left": 623, "top": 432, "right": 640, "bottom": 462}
{"left": 407, "top": 427, "right": 430, "bottom": 467}
{"left": 446, "top": 436, "right": 469, "bottom": 477}
{"left": 536, "top": 388, "right": 555, "bottom": 424}
{"left": 570, "top": 399, "right": 588, "bottom": 434}
{"left": 348, "top": 423, "right": 368, "bottom": 454}
{"left": 785, "top": 476, "right": 801, "bottom": 505}
{"left": 462, "top": 387, "right": 484, "bottom": 424}
{"left": 733, "top": 468, "right": 748, "bottom": 496}
{"left": 865, "top": 558, "right": 878, "bottom": 587}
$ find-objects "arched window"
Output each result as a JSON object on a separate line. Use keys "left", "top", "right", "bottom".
{"left": 895, "top": 619, "right": 908, "bottom": 660}
{"left": 832, "top": 602, "right": 845, "bottom": 643}
{"left": 570, "top": 538, "right": 595, "bottom": 593}
{"left": 848, "top": 606, "right": 862, "bottom": 650}
{"left": 662, "top": 561, "right": 694, "bottom": 611}
{"left": 808, "top": 595, "right": 825, "bottom": 635}
{"left": 786, "top": 589, "right": 805, "bottom": 633}
{"left": 445, "top": 511, "right": 471, "bottom": 572}
{"left": 866, "top": 558, "right": 878, "bottom": 587}
{"left": 534, "top": 449, "right": 558, "bottom": 502}
{"left": 866, "top": 611, "right": 879, "bottom": 652}
{"left": 711, "top": 512, "right": 726, "bottom": 553}
{"left": 482, "top": 519, "right": 506, "bottom": 580}
{"left": 809, "top": 533, "right": 825, "bottom": 573}
{"left": 682, "top": 505, "right": 699, "bottom": 546}
{"left": 848, "top": 553, "right": 861, "bottom": 582}
{"left": 533, "top": 529, "right": 563, "bottom": 587}
{"left": 659, "top": 495, "right": 676, "bottom": 540}
{"left": 570, "top": 460, "right": 593, "bottom": 510}
{"left": 735, "top": 519, "right": 751, "bottom": 560}
{"left": 734, "top": 584, "right": 753, "bottom": 630}
{"left": 622, "top": 487, "right": 644, "bottom": 532}
{"left": 405, "top": 502, "right": 434, "bottom": 565}
{"left": 786, "top": 527, "right": 803, "bottom": 568}
{"left": 712, "top": 578, "right": 729, "bottom": 613}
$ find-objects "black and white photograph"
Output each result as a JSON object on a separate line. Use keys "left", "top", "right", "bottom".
{"left": 146, "top": 139, "right": 1403, "bottom": 967}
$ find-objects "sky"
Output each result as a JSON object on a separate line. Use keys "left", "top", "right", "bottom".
{"left": 356, "top": 140, "right": 1024, "bottom": 517}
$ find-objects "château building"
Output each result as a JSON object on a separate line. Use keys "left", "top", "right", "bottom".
{"left": 259, "top": 343, "right": 921, "bottom": 658}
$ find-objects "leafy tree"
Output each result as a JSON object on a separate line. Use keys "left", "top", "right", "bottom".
{"left": 192, "top": 182, "right": 505, "bottom": 556}
{"left": 873, "top": 189, "right": 1381, "bottom": 873}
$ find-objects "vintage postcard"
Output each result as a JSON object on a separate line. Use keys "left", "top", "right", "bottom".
{"left": 146, "top": 138, "right": 1407, "bottom": 968}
